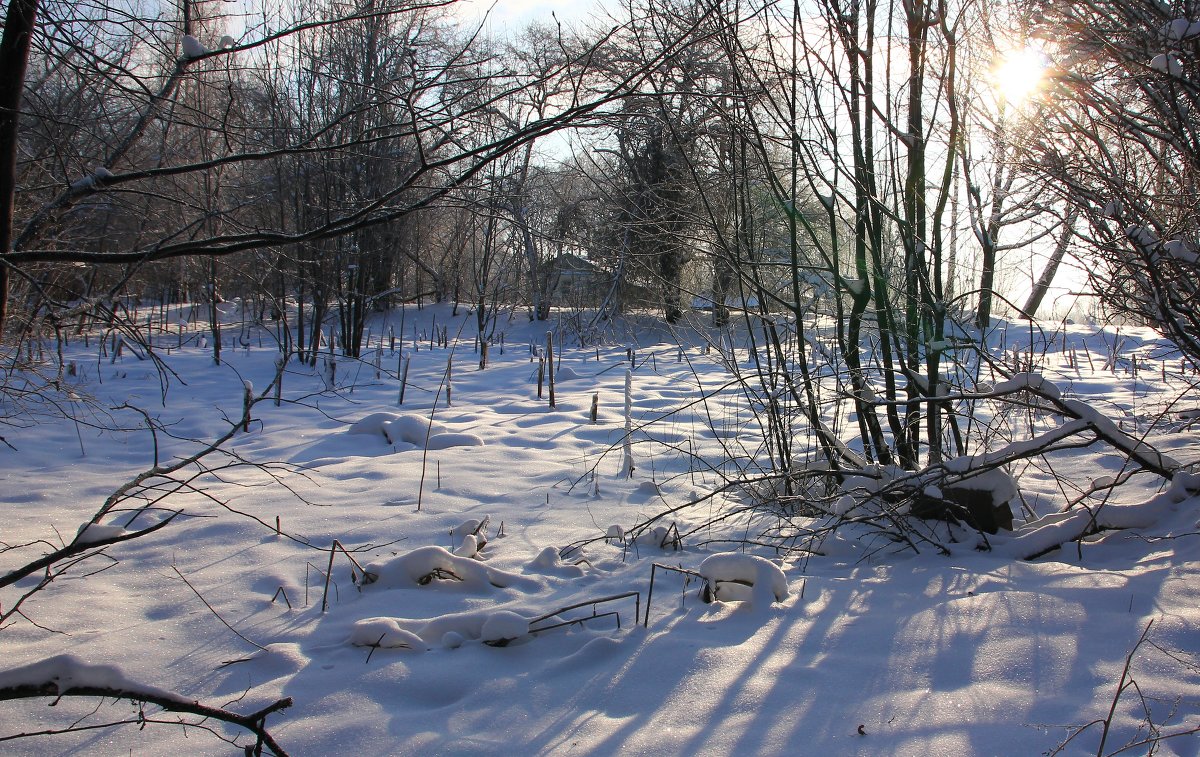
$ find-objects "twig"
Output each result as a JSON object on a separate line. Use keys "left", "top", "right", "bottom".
{"left": 171, "top": 565, "right": 267, "bottom": 652}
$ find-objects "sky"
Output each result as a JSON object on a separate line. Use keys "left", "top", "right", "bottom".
{"left": 454, "top": 0, "right": 608, "bottom": 35}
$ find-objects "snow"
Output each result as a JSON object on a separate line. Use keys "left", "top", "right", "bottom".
{"left": 1163, "top": 239, "right": 1200, "bottom": 264}
{"left": 698, "top": 553, "right": 789, "bottom": 607}
{"left": 941, "top": 463, "right": 1019, "bottom": 505}
{"left": 0, "top": 655, "right": 185, "bottom": 702}
{"left": 72, "top": 522, "right": 129, "bottom": 545}
{"left": 348, "top": 618, "right": 427, "bottom": 651}
{"left": 3, "top": 305, "right": 1200, "bottom": 756}
{"left": 479, "top": 610, "right": 529, "bottom": 643}
{"left": 454, "top": 532, "right": 480, "bottom": 557}
{"left": 347, "top": 412, "right": 472, "bottom": 449}
{"left": 181, "top": 34, "right": 208, "bottom": 59}
{"left": 842, "top": 277, "right": 868, "bottom": 297}
{"left": 991, "top": 371, "right": 1061, "bottom": 399}
{"left": 425, "top": 431, "right": 485, "bottom": 449}
{"left": 362, "top": 545, "right": 537, "bottom": 591}
{"left": 1125, "top": 224, "right": 1159, "bottom": 247}
{"left": 1161, "top": 18, "right": 1200, "bottom": 41}
{"left": 1149, "top": 53, "right": 1184, "bottom": 77}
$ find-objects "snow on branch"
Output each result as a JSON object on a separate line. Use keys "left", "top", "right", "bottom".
{"left": 0, "top": 655, "right": 292, "bottom": 755}
{"left": 983, "top": 373, "right": 1181, "bottom": 479}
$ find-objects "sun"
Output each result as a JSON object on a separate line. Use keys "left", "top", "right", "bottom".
{"left": 991, "top": 46, "right": 1049, "bottom": 106}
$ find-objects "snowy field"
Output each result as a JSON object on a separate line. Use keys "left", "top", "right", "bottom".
{"left": 2, "top": 303, "right": 1200, "bottom": 756}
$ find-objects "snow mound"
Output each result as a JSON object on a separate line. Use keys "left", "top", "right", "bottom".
{"left": 363, "top": 546, "right": 537, "bottom": 592}
{"left": 0, "top": 655, "right": 185, "bottom": 701}
{"left": 351, "top": 608, "right": 531, "bottom": 649}
{"left": 556, "top": 365, "right": 582, "bottom": 381}
{"left": 633, "top": 524, "right": 680, "bottom": 551}
{"left": 454, "top": 533, "right": 480, "bottom": 558}
{"left": 698, "top": 553, "right": 789, "bottom": 607}
{"left": 347, "top": 413, "right": 452, "bottom": 447}
{"left": 347, "top": 412, "right": 397, "bottom": 437}
{"left": 426, "top": 432, "right": 484, "bottom": 450}
{"left": 525, "top": 546, "right": 585, "bottom": 577}
{"left": 480, "top": 611, "right": 530, "bottom": 644}
{"left": 635, "top": 480, "right": 661, "bottom": 495}
{"left": 349, "top": 618, "right": 427, "bottom": 651}
{"left": 451, "top": 517, "right": 490, "bottom": 541}
{"left": 530, "top": 546, "right": 562, "bottom": 568}
{"left": 383, "top": 415, "right": 446, "bottom": 444}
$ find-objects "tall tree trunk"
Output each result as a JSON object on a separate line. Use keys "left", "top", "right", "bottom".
{"left": 0, "top": 0, "right": 39, "bottom": 335}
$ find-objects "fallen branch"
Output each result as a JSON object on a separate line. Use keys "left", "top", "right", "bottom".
{"left": 0, "top": 655, "right": 291, "bottom": 755}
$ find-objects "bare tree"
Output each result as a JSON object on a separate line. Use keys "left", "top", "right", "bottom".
{"left": 1027, "top": 0, "right": 1200, "bottom": 358}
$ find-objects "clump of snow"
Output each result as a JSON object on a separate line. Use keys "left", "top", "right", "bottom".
{"left": 349, "top": 618, "right": 427, "bottom": 651}
{"left": 842, "top": 277, "right": 868, "bottom": 297}
{"left": 0, "top": 655, "right": 185, "bottom": 701}
{"left": 347, "top": 412, "right": 400, "bottom": 437}
{"left": 351, "top": 607, "right": 532, "bottom": 650}
{"left": 75, "top": 522, "right": 129, "bottom": 545}
{"left": 1161, "top": 18, "right": 1200, "bottom": 41}
{"left": 698, "top": 553, "right": 789, "bottom": 607}
{"left": 992, "top": 372, "right": 1061, "bottom": 400}
{"left": 1168, "top": 471, "right": 1200, "bottom": 502}
{"left": 454, "top": 533, "right": 480, "bottom": 558}
{"left": 633, "top": 524, "right": 680, "bottom": 550}
{"left": 181, "top": 34, "right": 208, "bottom": 59}
{"left": 362, "top": 546, "right": 537, "bottom": 591}
{"left": 426, "top": 432, "right": 484, "bottom": 450}
{"left": 382, "top": 415, "right": 445, "bottom": 445}
{"left": 480, "top": 611, "right": 529, "bottom": 644}
{"left": 451, "top": 517, "right": 489, "bottom": 541}
{"left": 69, "top": 167, "right": 116, "bottom": 195}
{"left": 635, "top": 480, "right": 660, "bottom": 495}
{"left": 346, "top": 413, "right": 482, "bottom": 449}
{"left": 1163, "top": 239, "right": 1200, "bottom": 264}
{"left": 525, "top": 546, "right": 584, "bottom": 577}
{"left": 605, "top": 525, "right": 624, "bottom": 542}
{"left": 942, "top": 461, "right": 1019, "bottom": 506}
{"left": 830, "top": 495, "right": 857, "bottom": 516}
{"left": 1149, "top": 53, "right": 1184, "bottom": 77}
{"left": 1125, "top": 224, "right": 1159, "bottom": 247}
{"left": 529, "top": 546, "right": 562, "bottom": 569}
{"left": 556, "top": 365, "right": 582, "bottom": 381}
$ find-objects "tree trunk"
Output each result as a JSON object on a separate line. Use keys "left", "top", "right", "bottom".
{"left": 1022, "top": 208, "right": 1076, "bottom": 319}
{"left": 0, "top": 0, "right": 39, "bottom": 334}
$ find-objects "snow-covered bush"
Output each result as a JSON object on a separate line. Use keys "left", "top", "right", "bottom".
{"left": 698, "top": 553, "right": 788, "bottom": 608}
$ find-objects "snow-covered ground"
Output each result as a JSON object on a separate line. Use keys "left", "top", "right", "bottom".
{"left": 2, "top": 304, "right": 1199, "bottom": 755}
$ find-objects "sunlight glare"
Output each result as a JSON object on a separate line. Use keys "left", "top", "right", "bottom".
{"left": 991, "top": 47, "right": 1048, "bottom": 106}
